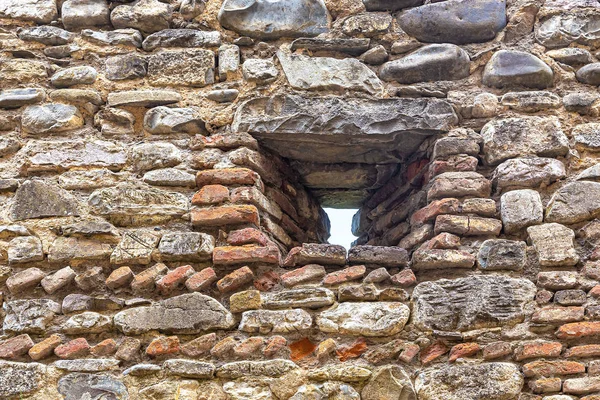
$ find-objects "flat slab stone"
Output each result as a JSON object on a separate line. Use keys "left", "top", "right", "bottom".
{"left": 239, "top": 309, "right": 312, "bottom": 333}
{"left": 3, "top": 299, "right": 62, "bottom": 334}
{"left": 54, "top": 359, "right": 120, "bottom": 372}
{"left": 107, "top": 90, "right": 181, "bottom": 107}
{"left": 412, "top": 275, "right": 536, "bottom": 331}
{"left": 347, "top": 245, "right": 409, "bottom": 267}
{"left": 493, "top": 157, "right": 566, "bottom": 190}
{"left": 218, "top": 0, "right": 328, "bottom": 39}
{"left": 277, "top": 48, "right": 383, "bottom": 94}
{"left": 144, "top": 106, "right": 207, "bottom": 134}
{"left": 262, "top": 287, "right": 336, "bottom": 309}
{"left": 163, "top": 359, "right": 215, "bottom": 378}
{"left": 114, "top": 293, "right": 234, "bottom": 334}
{"left": 380, "top": 44, "right": 469, "bottom": 84}
{"left": 232, "top": 95, "right": 458, "bottom": 164}
{"left": 217, "top": 360, "right": 298, "bottom": 378}
{"left": 317, "top": 302, "right": 410, "bottom": 336}
{"left": 10, "top": 180, "right": 80, "bottom": 220}
{"left": 58, "top": 373, "right": 128, "bottom": 400}
{"left": 142, "top": 29, "right": 221, "bottom": 51}
{"left": 546, "top": 181, "right": 600, "bottom": 224}
{"left": 415, "top": 363, "right": 523, "bottom": 400}
{"left": 398, "top": 0, "right": 507, "bottom": 45}
{"left": 0, "top": 361, "right": 46, "bottom": 397}
{"left": 0, "top": 88, "right": 45, "bottom": 109}
{"left": 483, "top": 50, "right": 554, "bottom": 89}
{"left": 290, "top": 37, "right": 370, "bottom": 55}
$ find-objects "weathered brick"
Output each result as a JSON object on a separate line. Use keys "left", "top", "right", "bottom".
{"left": 0, "top": 334, "right": 34, "bottom": 359}
{"left": 514, "top": 341, "right": 562, "bottom": 361}
{"left": 146, "top": 336, "right": 180, "bottom": 357}
{"left": 281, "top": 264, "right": 326, "bottom": 287}
{"left": 420, "top": 340, "right": 448, "bottom": 365}
{"left": 565, "top": 344, "right": 600, "bottom": 358}
{"left": 185, "top": 268, "right": 218, "bottom": 292}
{"left": 191, "top": 184, "right": 229, "bottom": 205}
{"left": 55, "top": 338, "right": 90, "bottom": 359}
{"left": 411, "top": 249, "right": 475, "bottom": 270}
{"left": 323, "top": 265, "right": 366, "bottom": 286}
{"left": 196, "top": 168, "right": 261, "bottom": 187}
{"left": 6, "top": 268, "right": 46, "bottom": 294}
{"left": 213, "top": 245, "right": 280, "bottom": 265}
{"left": 557, "top": 321, "right": 600, "bottom": 340}
{"left": 522, "top": 360, "right": 585, "bottom": 377}
{"left": 233, "top": 337, "right": 264, "bottom": 358}
{"left": 563, "top": 376, "right": 600, "bottom": 395}
{"left": 181, "top": 333, "right": 217, "bottom": 358}
{"left": 191, "top": 205, "right": 260, "bottom": 227}
{"left": 448, "top": 342, "right": 480, "bottom": 362}
{"left": 156, "top": 265, "right": 195, "bottom": 294}
{"left": 483, "top": 341, "right": 512, "bottom": 360}
{"left": 105, "top": 266, "right": 134, "bottom": 290}
{"left": 390, "top": 269, "right": 417, "bottom": 287}
{"left": 532, "top": 306, "right": 585, "bottom": 324}
{"left": 217, "top": 266, "right": 254, "bottom": 293}
{"left": 91, "top": 339, "right": 117, "bottom": 357}
{"left": 227, "top": 228, "right": 270, "bottom": 246}
{"left": 434, "top": 214, "right": 502, "bottom": 236}
{"left": 131, "top": 263, "right": 168, "bottom": 292}
{"left": 28, "top": 334, "right": 61, "bottom": 361}
{"left": 410, "top": 198, "right": 460, "bottom": 226}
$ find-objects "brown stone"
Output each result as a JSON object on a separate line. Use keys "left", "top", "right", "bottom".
{"left": 254, "top": 271, "right": 279, "bottom": 291}
{"left": 227, "top": 228, "right": 270, "bottom": 246}
{"left": 529, "top": 377, "right": 562, "bottom": 394}
{"left": 55, "top": 338, "right": 90, "bottom": 359}
{"left": 283, "top": 243, "right": 347, "bottom": 267}
{"left": 6, "top": 268, "right": 46, "bottom": 294}
{"left": 281, "top": 264, "right": 326, "bottom": 287}
{"left": 434, "top": 214, "right": 502, "bottom": 236}
{"left": 420, "top": 340, "right": 448, "bottom": 365}
{"left": 410, "top": 198, "right": 460, "bottom": 226}
{"left": 91, "top": 339, "right": 118, "bottom": 357}
{"left": 116, "top": 337, "right": 141, "bottom": 362}
{"left": 514, "top": 341, "right": 562, "bottom": 361}
{"left": 146, "top": 336, "right": 180, "bottom": 357}
{"left": 217, "top": 266, "right": 254, "bottom": 293}
{"left": 106, "top": 266, "right": 134, "bottom": 290}
{"left": 191, "top": 185, "right": 229, "bottom": 205}
{"left": 390, "top": 269, "right": 417, "bottom": 287}
{"left": 263, "top": 336, "right": 287, "bottom": 358}
{"left": 210, "top": 336, "right": 237, "bottom": 359}
{"left": 196, "top": 168, "right": 261, "bottom": 187}
{"left": 181, "top": 333, "right": 217, "bottom": 358}
{"left": 557, "top": 321, "right": 600, "bottom": 339}
{"left": 565, "top": 344, "right": 600, "bottom": 358}
{"left": 336, "top": 337, "right": 367, "bottom": 362}
{"left": 191, "top": 205, "right": 260, "bottom": 227}
{"left": 185, "top": 268, "right": 218, "bottom": 292}
{"left": 131, "top": 263, "right": 168, "bottom": 292}
{"left": 233, "top": 337, "right": 264, "bottom": 358}
{"left": 483, "top": 341, "right": 512, "bottom": 360}
{"left": 523, "top": 360, "right": 586, "bottom": 377}
{"left": 290, "top": 338, "right": 316, "bottom": 362}
{"left": 28, "top": 334, "right": 61, "bottom": 361}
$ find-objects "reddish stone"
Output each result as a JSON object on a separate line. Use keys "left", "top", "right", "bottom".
{"left": 191, "top": 205, "right": 260, "bottom": 227}
{"left": 420, "top": 341, "right": 448, "bottom": 365}
{"left": 323, "top": 265, "right": 366, "bottom": 286}
{"left": 426, "top": 155, "right": 479, "bottom": 181}
{"left": 227, "top": 228, "right": 270, "bottom": 246}
{"left": 254, "top": 271, "right": 280, "bottom": 291}
{"left": 290, "top": 338, "right": 316, "bottom": 362}
{"left": 410, "top": 198, "right": 460, "bottom": 226}
{"left": 29, "top": 334, "right": 61, "bottom": 361}
{"left": 131, "top": 263, "right": 168, "bottom": 293}
{"left": 483, "top": 341, "right": 512, "bottom": 360}
{"left": 156, "top": 265, "right": 195, "bottom": 294}
{"left": 217, "top": 266, "right": 254, "bottom": 293}
{"left": 196, "top": 168, "right": 261, "bottom": 187}
{"left": 448, "top": 342, "right": 480, "bottom": 362}
{"left": 515, "top": 341, "right": 562, "bottom": 361}
{"left": 336, "top": 338, "right": 367, "bottom": 362}
{"left": 263, "top": 336, "right": 287, "bottom": 358}
{"left": 210, "top": 336, "right": 237, "bottom": 359}
{"left": 281, "top": 264, "right": 326, "bottom": 287}
{"left": 565, "top": 344, "right": 600, "bottom": 358}
{"left": 590, "top": 285, "right": 600, "bottom": 298}
{"left": 390, "top": 269, "right": 417, "bottom": 287}
{"left": 535, "top": 289, "right": 553, "bottom": 305}
{"left": 116, "top": 337, "right": 141, "bottom": 362}
{"left": 6, "top": 268, "right": 46, "bottom": 294}
{"left": 523, "top": 360, "right": 586, "bottom": 377}
{"left": 421, "top": 232, "right": 461, "bottom": 250}
{"left": 55, "top": 338, "right": 90, "bottom": 359}
{"left": 0, "top": 334, "right": 34, "bottom": 359}
{"left": 106, "top": 266, "right": 134, "bottom": 290}
{"left": 182, "top": 333, "right": 217, "bottom": 358}
{"left": 185, "top": 267, "right": 218, "bottom": 292}
{"left": 146, "top": 336, "right": 180, "bottom": 357}
{"left": 213, "top": 245, "right": 280, "bottom": 265}
{"left": 91, "top": 338, "right": 118, "bottom": 357}
{"left": 192, "top": 185, "right": 229, "bottom": 206}
{"left": 399, "top": 343, "right": 420, "bottom": 363}
{"left": 233, "top": 337, "right": 264, "bottom": 358}
{"left": 404, "top": 158, "right": 429, "bottom": 183}
{"left": 556, "top": 321, "right": 600, "bottom": 339}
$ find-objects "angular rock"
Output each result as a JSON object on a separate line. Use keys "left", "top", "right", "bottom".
{"left": 415, "top": 363, "right": 523, "bottom": 400}
{"left": 62, "top": 0, "right": 110, "bottom": 30}
{"left": 142, "top": 29, "right": 221, "bottom": 51}
{"left": 290, "top": 37, "right": 370, "bottom": 55}
{"left": 573, "top": 123, "right": 600, "bottom": 151}
{"left": 500, "top": 189, "right": 543, "bottom": 234}
{"left": 0, "top": 334, "right": 34, "bottom": 359}
{"left": 3, "top": 299, "right": 61, "bottom": 334}
{"left": 6, "top": 268, "right": 45, "bottom": 295}
{"left": 18, "top": 26, "right": 72, "bottom": 46}
{"left": 239, "top": 309, "right": 312, "bottom": 334}
{"left": 493, "top": 157, "right": 565, "bottom": 190}
{"left": 481, "top": 117, "right": 569, "bottom": 165}
{"left": 143, "top": 168, "right": 196, "bottom": 187}
{"left": 58, "top": 373, "right": 128, "bottom": 400}
{"left": 427, "top": 172, "right": 491, "bottom": 201}
{"left": 317, "top": 302, "right": 409, "bottom": 336}
{"left": 81, "top": 28, "right": 142, "bottom": 47}
{"left": 478, "top": 239, "right": 527, "bottom": 270}
{"left": 527, "top": 223, "right": 579, "bottom": 267}
{"left": 262, "top": 288, "right": 336, "bottom": 309}
{"left": 41, "top": 266, "right": 76, "bottom": 294}
{"left": 110, "top": 230, "right": 160, "bottom": 265}
{"left": 164, "top": 359, "right": 215, "bottom": 379}
{"left": 501, "top": 91, "right": 561, "bottom": 113}
{"left": 277, "top": 48, "right": 383, "bottom": 94}
{"left": 361, "top": 365, "right": 416, "bottom": 400}
{"left": 399, "top": 0, "right": 506, "bottom": 45}
{"left": 10, "top": 180, "right": 80, "bottom": 221}
{"left": 380, "top": 44, "right": 470, "bottom": 84}
{"left": 0, "top": 88, "right": 45, "bottom": 109}
{"left": 21, "top": 104, "right": 83, "bottom": 134}
{"left": 218, "top": 0, "right": 328, "bottom": 39}
{"left": 111, "top": 0, "right": 172, "bottom": 33}
{"left": 242, "top": 58, "right": 278, "bottom": 84}
{"left": 54, "top": 359, "right": 120, "bottom": 372}
{"left": 8, "top": 237, "right": 44, "bottom": 264}
{"left": 283, "top": 243, "right": 346, "bottom": 266}
{"left": 114, "top": 293, "right": 234, "bottom": 334}
{"left": 158, "top": 232, "right": 214, "bottom": 262}
{"left": 105, "top": 54, "right": 147, "bottom": 81}
{"left": 218, "top": 44, "right": 240, "bottom": 80}
{"left": 0, "top": 0, "right": 57, "bottom": 23}
{"left": 483, "top": 50, "right": 554, "bottom": 89}
{"left": 62, "top": 312, "right": 112, "bottom": 334}
{"left": 217, "top": 360, "right": 298, "bottom": 378}
{"left": 412, "top": 275, "right": 536, "bottom": 331}
{"left": 536, "top": 13, "right": 600, "bottom": 49}
{"left": 0, "top": 361, "right": 46, "bottom": 398}
{"left": 148, "top": 49, "right": 214, "bottom": 87}
{"left": 144, "top": 106, "right": 206, "bottom": 134}
{"left": 546, "top": 181, "right": 600, "bottom": 224}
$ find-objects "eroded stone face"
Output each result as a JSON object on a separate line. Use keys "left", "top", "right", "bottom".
{"left": 57, "top": 373, "right": 128, "bottom": 400}
{"left": 412, "top": 276, "right": 536, "bottom": 331}
{"left": 3, "top": 299, "right": 62, "bottom": 334}
{"left": 0, "top": 361, "right": 47, "bottom": 397}
{"left": 317, "top": 302, "right": 410, "bottom": 336}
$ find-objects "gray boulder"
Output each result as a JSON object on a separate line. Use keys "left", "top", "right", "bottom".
{"left": 493, "top": 157, "right": 565, "bottom": 190}
{"left": 218, "top": 0, "right": 329, "bottom": 39}
{"left": 10, "top": 180, "right": 80, "bottom": 220}
{"left": 143, "top": 106, "right": 206, "bottom": 134}
{"left": 61, "top": 0, "right": 110, "bottom": 30}
{"left": 380, "top": 44, "right": 470, "bottom": 84}
{"left": 483, "top": 50, "right": 553, "bottom": 89}
{"left": 21, "top": 103, "right": 83, "bottom": 134}
{"left": 0, "top": 88, "right": 45, "bottom": 109}
{"left": 18, "top": 26, "right": 73, "bottom": 45}
{"left": 51, "top": 66, "right": 97, "bottom": 88}
{"left": 478, "top": 239, "right": 527, "bottom": 270}
{"left": 398, "top": 0, "right": 506, "bottom": 44}
{"left": 81, "top": 28, "right": 142, "bottom": 47}
{"left": 546, "top": 181, "right": 600, "bottom": 224}
{"left": 3, "top": 299, "right": 62, "bottom": 334}
{"left": 577, "top": 63, "right": 600, "bottom": 86}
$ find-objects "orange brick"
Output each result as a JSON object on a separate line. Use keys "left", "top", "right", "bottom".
{"left": 217, "top": 266, "right": 254, "bottom": 293}
{"left": 448, "top": 342, "right": 480, "bottom": 362}
{"left": 523, "top": 360, "right": 585, "bottom": 377}
{"left": 191, "top": 184, "right": 229, "bottom": 205}
{"left": 146, "top": 336, "right": 180, "bottom": 357}
{"left": 565, "top": 344, "right": 600, "bottom": 358}
{"left": 191, "top": 205, "right": 259, "bottom": 227}
{"left": 196, "top": 168, "right": 260, "bottom": 187}
{"left": 557, "top": 321, "right": 600, "bottom": 340}
{"left": 514, "top": 341, "right": 562, "bottom": 361}
{"left": 213, "top": 245, "right": 280, "bottom": 265}
{"left": 420, "top": 340, "right": 448, "bottom": 365}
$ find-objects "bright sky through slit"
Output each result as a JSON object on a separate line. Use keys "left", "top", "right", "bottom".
{"left": 324, "top": 208, "right": 359, "bottom": 250}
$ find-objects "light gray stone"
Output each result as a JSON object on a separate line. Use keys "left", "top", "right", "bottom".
{"left": 573, "top": 123, "right": 600, "bottom": 150}
{"left": 478, "top": 239, "right": 527, "bottom": 270}
{"left": 131, "top": 142, "right": 182, "bottom": 171}
{"left": 290, "top": 382, "right": 360, "bottom": 400}
{"left": 218, "top": 44, "right": 240, "bottom": 80}
{"left": 142, "top": 29, "right": 221, "bottom": 51}
{"left": 546, "top": 181, "right": 600, "bottom": 224}
{"left": 3, "top": 299, "right": 61, "bottom": 333}
{"left": 501, "top": 91, "right": 561, "bottom": 112}
{"left": 110, "top": 230, "right": 161, "bottom": 265}
{"left": 163, "top": 359, "right": 215, "bottom": 379}
{"left": 577, "top": 63, "right": 600, "bottom": 86}
{"left": 500, "top": 189, "right": 543, "bottom": 234}
{"left": 493, "top": 157, "right": 566, "bottom": 190}
{"left": 290, "top": 37, "right": 370, "bottom": 55}
{"left": 58, "top": 373, "right": 128, "bottom": 400}
{"left": 158, "top": 232, "right": 214, "bottom": 261}
{"left": 310, "top": 365, "right": 372, "bottom": 382}
{"left": 317, "top": 302, "right": 409, "bottom": 336}
{"left": 148, "top": 49, "right": 215, "bottom": 87}
{"left": 412, "top": 275, "right": 536, "bottom": 331}
{"left": 143, "top": 106, "right": 206, "bottom": 134}
{"left": 239, "top": 309, "right": 312, "bottom": 334}
{"left": 218, "top": 0, "right": 328, "bottom": 39}
{"left": 527, "top": 223, "right": 579, "bottom": 267}
{"left": 18, "top": 25, "right": 73, "bottom": 45}
{"left": 143, "top": 168, "right": 196, "bottom": 187}
{"left": 54, "top": 359, "right": 119, "bottom": 372}
{"left": 277, "top": 47, "right": 383, "bottom": 94}
{"left": 21, "top": 103, "right": 83, "bottom": 134}
{"left": 81, "top": 28, "right": 142, "bottom": 47}
{"left": 107, "top": 90, "right": 181, "bottom": 107}
{"left": 415, "top": 363, "right": 523, "bottom": 400}
{"left": 0, "top": 0, "right": 58, "bottom": 23}
{"left": 347, "top": 245, "right": 409, "bottom": 267}
{"left": 481, "top": 117, "right": 569, "bottom": 165}
{"left": 398, "top": 0, "right": 506, "bottom": 44}
{"left": 546, "top": 47, "right": 593, "bottom": 65}
{"left": 62, "top": 311, "right": 112, "bottom": 334}
{"left": 577, "top": 164, "right": 600, "bottom": 181}
{"left": 262, "top": 287, "right": 336, "bottom": 309}
{"left": 8, "top": 236, "right": 44, "bottom": 264}
{"left": 206, "top": 88, "right": 239, "bottom": 103}
{"left": 51, "top": 66, "right": 97, "bottom": 88}
{"left": 10, "top": 180, "right": 80, "bottom": 221}
{"left": 362, "top": 366, "right": 416, "bottom": 400}
{"left": 110, "top": 0, "right": 172, "bottom": 33}
{"left": 62, "top": 0, "right": 110, "bottom": 30}
{"left": 217, "top": 360, "right": 298, "bottom": 378}
{"left": 242, "top": 58, "right": 278, "bottom": 84}
{"left": 536, "top": 13, "right": 600, "bottom": 49}
{"left": 114, "top": 293, "right": 234, "bottom": 334}
{"left": 483, "top": 50, "right": 553, "bottom": 89}
{"left": 0, "top": 361, "right": 46, "bottom": 397}
{"left": 0, "top": 88, "right": 45, "bottom": 109}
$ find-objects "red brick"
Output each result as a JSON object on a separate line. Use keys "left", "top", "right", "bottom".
{"left": 146, "top": 336, "right": 180, "bottom": 357}
{"left": 323, "top": 265, "right": 366, "bottom": 286}
{"left": 156, "top": 265, "right": 195, "bottom": 294}
{"left": 131, "top": 263, "right": 168, "bottom": 293}
{"left": 254, "top": 271, "right": 279, "bottom": 291}
{"left": 191, "top": 205, "right": 260, "bottom": 227}
{"left": 105, "top": 266, "right": 134, "bottom": 290}
{"left": 217, "top": 266, "right": 254, "bottom": 293}
{"left": 263, "top": 336, "right": 287, "bottom": 358}
{"left": 91, "top": 339, "right": 117, "bottom": 357}
{"left": 421, "top": 232, "right": 461, "bottom": 250}
{"left": 29, "top": 334, "right": 62, "bottom": 361}
{"left": 281, "top": 264, "right": 326, "bottom": 287}
{"left": 0, "top": 334, "right": 34, "bottom": 359}
{"left": 185, "top": 267, "right": 218, "bottom": 292}
{"left": 556, "top": 321, "right": 600, "bottom": 339}
{"left": 336, "top": 337, "right": 367, "bottom": 362}
{"left": 398, "top": 343, "right": 420, "bottom": 363}
{"left": 191, "top": 184, "right": 229, "bottom": 205}
{"left": 483, "top": 341, "right": 512, "bottom": 360}
{"left": 227, "top": 228, "right": 270, "bottom": 246}
{"left": 390, "top": 269, "right": 417, "bottom": 287}
{"left": 233, "top": 337, "right": 264, "bottom": 358}
{"left": 514, "top": 341, "right": 562, "bottom": 361}
{"left": 565, "top": 344, "right": 600, "bottom": 358}
{"left": 213, "top": 245, "right": 280, "bottom": 265}
{"left": 420, "top": 340, "right": 448, "bottom": 365}
{"left": 448, "top": 342, "right": 480, "bottom": 362}
{"left": 522, "top": 360, "right": 585, "bottom": 377}
{"left": 410, "top": 198, "right": 460, "bottom": 226}
{"left": 182, "top": 333, "right": 217, "bottom": 358}
{"left": 55, "top": 338, "right": 90, "bottom": 359}
{"left": 196, "top": 168, "right": 261, "bottom": 187}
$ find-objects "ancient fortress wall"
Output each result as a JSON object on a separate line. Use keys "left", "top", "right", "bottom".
{"left": 0, "top": 0, "right": 599, "bottom": 399}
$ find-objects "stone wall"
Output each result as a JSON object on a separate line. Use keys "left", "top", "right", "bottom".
{"left": 1, "top": 0, "right": 600, "bottom": 399}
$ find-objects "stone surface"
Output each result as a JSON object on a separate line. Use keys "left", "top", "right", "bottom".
{"left": 478, "top": 239, "right": 527, "bottom": 270}
{"left": 148, "top": 50, "right": 214, "bottom": 87}
{"left": 239, "top": 309, "right": 312, "bottom": 333}
{"left": 114, "top": 293, "right": 234, "bottom": 334}
{"left": 412, "top": 275, "right": 536, "bottom": 331}
{"left": 380, "top": 44, "right": 470, "bottom": 84}
{"left": 0, "top": 0, "right": 58, "bottom": 23}
{"left": 0, "top": 88, "right": 45, "bottom": 109}
{"left": 0, "top": 361, "right": 46, "bottom": 397}
{"left": 483, "top": 50, "right": 554, "bottom": 89}
{"left": 528, "top": 223, "right": 579, "bottom": 267}
{"left": 3, "top": 299, "right": 61, "bottom": 334}
{"left": 62, "top": 0, "right": 109, "bottom": 30}
{"left": 144, "top": 106, "right": 206, "bottom": 134}
{"left": 58, "top": 373, "right": 128, "bottom": 400}
{"left": 493, "top": 157, "right": 566, "bottom": 190}
{"left": 536, "top": 13, "right": 600, "bottom": 49}
{"left": 546, "top": 181, "right": 600, "bottom": 224}
{"left": 500, "top": 189, "right": 543, "bottom": 234}
{"left": 21, "top": 104, "right": 83, "bottom": 134}
{"left": 111, "top": 0, "right": 172, "bottom": 33}
{"left": 317, "top": 302, "right": 409, "bottom": 336}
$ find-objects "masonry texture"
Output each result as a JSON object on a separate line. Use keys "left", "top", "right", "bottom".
{"left": 0, "top": 0, "right": 599, "bottom": 399}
